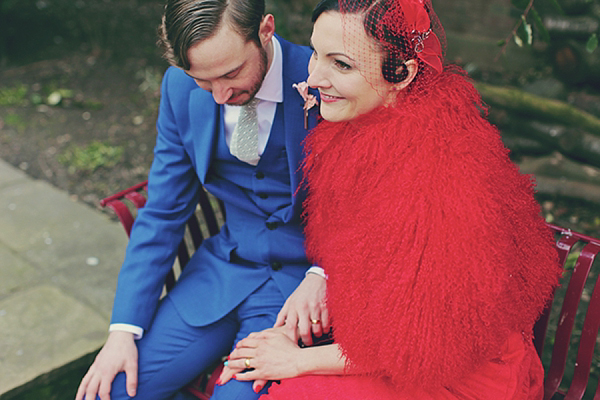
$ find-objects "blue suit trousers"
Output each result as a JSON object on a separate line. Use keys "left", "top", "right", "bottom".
{"left": 106, "top": 279, "right": 285, "bottom": 400}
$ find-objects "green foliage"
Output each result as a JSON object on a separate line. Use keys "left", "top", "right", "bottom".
{"left": 514, "top": 15, "right": 534, "bottom": 47}
{"left": 3, "top": 113, "right": 26, "bottom": 131}
{"left": 511, "top": 0, "right": 531, "bottom": 11}
{"left": 586, "top": 33, "right": 598, "bottom": 54}
{"left": 563, "top": 250, "right": 580, "bottom": 270}
{"left": 58, "top": 141, "right": 124, "bottom": 173}
{"left": 1, "top": 0, "right": 166, "bottom": 64}
{"left": 545, "top": 0, "right": 566, "bottom": 14}
{"left": 502, "top": 0, "right": 566, "bottom": 54}
{"left": 0, "top": 0, "right": 21, "bottom": 13}
{"left": 530, "top": 8, "right": 550, "bottom": 43}
{"left": 0, "top": 85, "right": 28, "bottom": 106}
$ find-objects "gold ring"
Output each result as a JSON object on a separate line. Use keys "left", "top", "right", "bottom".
{"left": 311, "top": 319, "right": 320, "bottom": 324}
{"left": 245, "top": 358, "right": 251, "bottom": 368}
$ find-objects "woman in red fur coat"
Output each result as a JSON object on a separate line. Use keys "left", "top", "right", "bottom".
{"left": 218, "top": 0, "right": 562, "bottom": 398}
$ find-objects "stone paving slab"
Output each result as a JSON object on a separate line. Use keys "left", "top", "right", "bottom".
{"left": 0, "top": 175, "right": 127, "bottom": 316}
{"left": 0, "top": 159, "right": 128, "bottom": 395}
{"left": 0, "top": 159, "right": 27, "bottom": 188}
{"left": 0, "top": 246, "right": 37, "bottom": 298}
{"left": 0, "top": 286, "right": 108, "bottom": 394}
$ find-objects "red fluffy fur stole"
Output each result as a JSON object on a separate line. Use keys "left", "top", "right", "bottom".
{"left": 302, "top": 69, "right": 561, "bottom": 390}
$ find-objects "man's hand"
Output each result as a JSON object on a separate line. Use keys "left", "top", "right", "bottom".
{"left": 75, "top": 331, "right": 138, "bottom": 400}
{"left": 274, "top": 273, "right": 328, "bottom": 346}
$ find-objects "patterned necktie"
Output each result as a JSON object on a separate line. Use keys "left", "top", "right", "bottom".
{"left": 230, "top": 98, "right": 260, "bottom": 166}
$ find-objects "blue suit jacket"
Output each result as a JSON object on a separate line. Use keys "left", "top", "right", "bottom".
{"left": 111, "top": 36, "right": 317, "bottom": 329}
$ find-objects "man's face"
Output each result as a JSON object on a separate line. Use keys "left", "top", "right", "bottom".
{"left": 185, "top": 22, "right": 269, "bottom": 105}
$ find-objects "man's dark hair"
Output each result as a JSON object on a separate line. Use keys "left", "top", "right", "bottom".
{"left": 158, "top": 0, "right": 265, "bottom": 69}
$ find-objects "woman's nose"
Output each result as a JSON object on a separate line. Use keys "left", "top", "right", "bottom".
{"left": 307, "top": 63, "right": 329, "bottom": 89}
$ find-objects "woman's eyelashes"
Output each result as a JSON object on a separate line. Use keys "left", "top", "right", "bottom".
{"left": 334, "top": 59, "right": 352, "bottom": 70}
{"left": 310, "top": 46, "right": 351, "bottom": 71}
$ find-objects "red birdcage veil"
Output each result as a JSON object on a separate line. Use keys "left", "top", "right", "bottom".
{"left": 337, "top": 0, "right": 446, "bottom": 97}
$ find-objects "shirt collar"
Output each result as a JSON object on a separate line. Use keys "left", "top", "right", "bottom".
{"left": 254, "top": 36, "right": 283, "bottom": 104}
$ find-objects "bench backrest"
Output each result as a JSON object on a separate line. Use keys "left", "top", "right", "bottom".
{"left": 535, "top": 224, "right": 600, "bottom": 400}
{"left": 100, "top": 180, "right": 225, "bottom": 292}
{"left": 100, "top": 182, "right": 600, "bottom": 399}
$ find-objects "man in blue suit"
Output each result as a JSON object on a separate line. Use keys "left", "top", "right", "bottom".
{"left": 76, "top": 1, "right": 328, "bottom": 399}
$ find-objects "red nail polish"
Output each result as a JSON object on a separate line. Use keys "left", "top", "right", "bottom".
{"left": 254, "top": 385, "right": 263, "bottom": 393}
{"left": 216, "top": 378, "right": 222, "bottom": 386}
{"left": 227, "top": 355, "right": 230, "bottom": 360}
{"left": 233, "top": 375, "right": 238, "bottom": 380}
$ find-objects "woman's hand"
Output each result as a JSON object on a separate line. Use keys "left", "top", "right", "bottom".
{"left": 218, "top": 327, "right": 304, "bottom": 392}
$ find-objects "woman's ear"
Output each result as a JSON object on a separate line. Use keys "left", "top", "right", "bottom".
{"left": 394, "top": 59, "right": 418, "bottom": 91}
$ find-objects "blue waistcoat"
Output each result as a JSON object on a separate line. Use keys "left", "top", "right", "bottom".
{"left": 206, "top": 104, "right": 306, "bottom": 266}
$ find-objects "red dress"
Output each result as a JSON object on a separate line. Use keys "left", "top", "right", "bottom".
{"left": 262, "top": 69, "right": 561, "bottom": 399}
{"left": 264, "top": 332, "right": 544, "bottom": 399}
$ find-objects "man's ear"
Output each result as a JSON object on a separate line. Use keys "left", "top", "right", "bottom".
{"left": 394, "top": 59, "right": 418, "bottom": 91}
{"left": 258, "top": 14, "right": 275, "bottom": 46}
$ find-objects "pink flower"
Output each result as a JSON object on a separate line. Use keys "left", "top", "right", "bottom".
{"left": 293, "top": 82, "right": 318, "bottom": 111}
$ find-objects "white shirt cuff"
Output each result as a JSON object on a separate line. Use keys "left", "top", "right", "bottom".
{"left": 305, "top": 266, "right": 327, "bottom": 280}
{"left": 109, "top": 324, "right": 144, "bottom": 340}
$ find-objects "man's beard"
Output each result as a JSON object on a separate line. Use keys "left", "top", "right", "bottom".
{"left": 240, "top": 45, "right": 268, "bottom": 106}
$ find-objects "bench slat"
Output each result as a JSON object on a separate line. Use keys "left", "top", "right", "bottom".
{"left": 541, "top": 228, "right": 600, "bottom": 400}
{"left": 564, "top": 243, "right": 600, "bottom": 400}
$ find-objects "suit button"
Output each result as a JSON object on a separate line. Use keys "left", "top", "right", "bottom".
{"left": 258, "top": 193, "right": 268, "bottom": 199}
{"left": 256, "top": 171, "right": 265, "bottom": 179}
{"left": 266, "top": 221, "right": 278, "bottom": 230}
{"left": 271, "top": 261, "right": 282, "bottom": 271}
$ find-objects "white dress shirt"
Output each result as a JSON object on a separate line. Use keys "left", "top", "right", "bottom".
{"left": 224, "top": 36, "right": 283, "bottom": 161}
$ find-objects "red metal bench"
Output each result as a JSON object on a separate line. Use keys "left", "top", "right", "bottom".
{"left": 101, "top": 181, "right": 600, "bottom": 399}
{"left": 536, "top": 224, "right": 600, "bottom": 399}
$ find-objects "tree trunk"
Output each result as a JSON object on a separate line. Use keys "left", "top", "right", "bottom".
{"left": 568, "top": 92, "right": 600, "bottom": 119}
{"left": 507, "top": 119, "right": 600, "bottom": 169}
{"left": 475, "top": 83, "right": 600, "bottom": 136}
{"left": 518, "top": 153, "right": 600, "bottom": 185}
{"left": 543, "top": 15, "right": 599, "bottom": 40}
{"left": 556, "top": 0, "right": 596, "bottom": 15}
{"left": 533, "top": 176, "right": 600, "bottom": 204}
{"left": 500, "top": 133, "right": 553, "bottom": 158}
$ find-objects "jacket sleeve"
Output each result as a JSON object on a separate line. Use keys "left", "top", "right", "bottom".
{"left": 110, "top": 67, "right": 201, "bottom": 329}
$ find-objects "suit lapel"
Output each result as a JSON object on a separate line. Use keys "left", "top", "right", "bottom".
{"left": 279, "top": 37, "right": 318, "bottom": 219}
{"left": 189, "top": 88, "right": 221, "bottom": 184}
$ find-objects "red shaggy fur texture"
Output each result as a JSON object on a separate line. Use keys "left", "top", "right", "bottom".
{"left": 301, "top": 68, "right": 562, "bottom": 390}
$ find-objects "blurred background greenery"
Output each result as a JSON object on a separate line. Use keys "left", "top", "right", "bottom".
{"left": 0, "top": 0, "right": 599, "bottom": 398}
{"left": 0, "top": 0, "right": 600, "bottom": 223}
{"left": 1, "top": 0, "right": 599, "bottom": 227}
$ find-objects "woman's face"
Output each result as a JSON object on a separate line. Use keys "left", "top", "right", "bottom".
{"left": 307, "top": 11, "right": 395, "bottom": 122}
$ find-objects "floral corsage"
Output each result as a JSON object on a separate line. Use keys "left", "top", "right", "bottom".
{"left": 293, "top": 81, "right": 319, "bottom": 129}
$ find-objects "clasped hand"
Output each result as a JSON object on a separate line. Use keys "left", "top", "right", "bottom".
{"left": 218, "top": 327, "right": 303, "bottom": 392}
{"left": 218, "top": 273, "right": 329, "bottom": 393}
